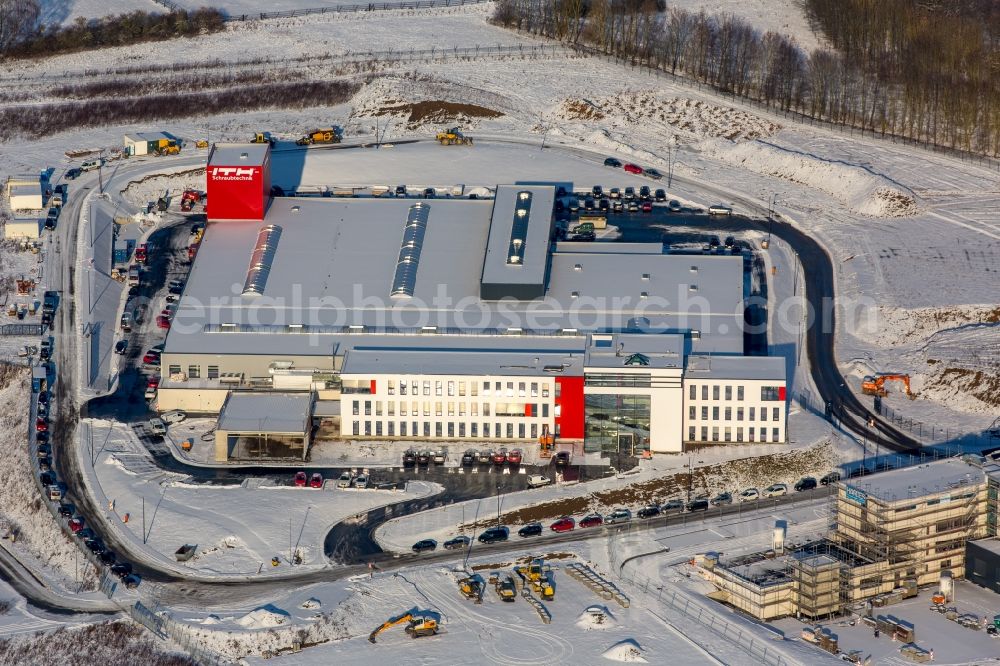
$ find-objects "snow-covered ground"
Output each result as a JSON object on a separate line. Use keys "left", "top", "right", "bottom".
{"left": 670, "top": 0, "right": 823, "bottom": 51}
{"left": 38, "top": 0, "right": 161, "bottom": 25}
{"left": 80, "top": 418, "right": 443, "bottom": 572}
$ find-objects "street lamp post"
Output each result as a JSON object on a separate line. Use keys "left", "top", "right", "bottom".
{"left": 496, "top": 483, "right": 502, "bottom": 528}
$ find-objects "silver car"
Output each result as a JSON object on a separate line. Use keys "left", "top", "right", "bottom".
{"left": 605, "top": 508, "right": 632, "bottom": 525}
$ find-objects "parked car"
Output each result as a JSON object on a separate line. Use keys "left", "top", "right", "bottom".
{"left": 147, "top": 418, "right": 167, "bottom": 436}
{"left": 527, "top": 474, "right": 551, "bottom": 489}
{"left": 687, "top": 499, "right": 710, "bottom": 512}
{"left": 293, "top": 471, "right": 307, "bottom": 487}
{"left": 708, "top": 204, "right": 733, "bottom": 215}
{"left": 724, "top": 236, "right": 736, "bottom": 249}
{"left": 36, "top": 431, "right": 49, "bottom": 444}
{"left": 402, "top": 450, "right": 416, "bottom": 466}
{"left": 577, "top": 513, "right": 602, "bottom": 528}
{"left": 422, "top": 187, "right": 436, "bottom": 199}
{"left": 709, "top": 235, "right": 720, "bottom": 248}
{"left": 492, "top": 449, "right": 507, "bottom": 465}
{"left": 820, "top": 471, "right": 841, "bottom": 486}
{"left": 35, "top": 418, "right": 48, "bottom": 433}
{"left": 416, "top": 450, "right": 431, "bottom": 465}
{"left": 58, "top": 503, "right": 74, "bottom": 517}
{"left": 668, "top": 199, "right": 681, "bottom": 211}
{"left": 644, "top": 168, "right": 663, "bottom": 179}
{"left": 309, "top": 473, "right": 323, "bottom": 488}
{"left": 763, "top": 483, "right": 788, "bottom": 497}
{"left": 711, "top": 492, "right": 733, "bottom": 506}
{"left": 639, "top": 185, "right": 651, "bottom": 199}
{"left": 99, "top": 550, "right": 116, "bottom": 565}
{"left": 609, "top": 187, "right": 621, "bottom": 199}
{"left": 161, "top": 410, "right": 186, "bottom": 425}
{"left": 794, "top": 477, "right": 818, "bottom": 492}
{"left": 111, "top": 562, "right": 133, "bottom": 579}
{"left": 38, "top": 456, "right": 52, "bottom": 472}
{"left": 623, "top": 186, "right": 635, "bottom": 200}
{"left": 654, "top": 189, "right": 666, "bottom": 201}
{"left": 443, "top": 535, "right": 470, "bottom": 550}
{"left": 114, "top": 340, "right": 128, "bottom": 355}
{"left": 336, "top": 472, "right": 352, "bottom": 488}
{"left": 623, "top": 163, "right": 643, "bottom": 175}
{"left": 592, "top": 185, "right": 604, "bottom": 198}
{"left": 353, "top": 475, "right": 368, "bottom": 489}
{"left": 431, "top": 450, "right": 446, "bottom": 465}
{"left": 606, "top": 508, "right": 632, "bottom": 524}
{"left": 739, "top": 488, "right": 760, "bottom": 501}
{"left": 549, "top": 516, "right": 575, "bottom": 533}
{"left": 411, "top": 539, "right": 437, "bottom": 553}
{"left": 641, "top": 201, "right": 653, "bottom": 212}
{"left": 461, "top": 449, "right": 477, "bottom": 466}
{"left": 603, "top": 157, "right": 622, "bottom": 168}
{"left": 477, "top": 450, "right": 492, "bottom": 464}
{"left": 507, "top": 525, "right": 539, "bottom": 543}
{"left": 553, "top": 451, "right": 571, "bottom": 467}
{"left": 37, "top": 443, "right": 51, "bottom": 458}
{"left": 506, "top": 449, "right": 522, "bottom": 465}
{"left": 637, "top": 505, "right": 661, "bottom": 519}
{"left": 477, "top": 526, "right": 509, "bottom": 544}
{"left": 85, "top": 538, "right": 105, "bottom": 554}
{"left": 143, "top": 351, "right": 160, "bottom": 366}
{"left": 395, "top": 185, "right": 407, "bottom": 197}
{"left": 662, "top": 499, "right": 686, "bottom": 513}
{"left": 156, "top": 315, "right": 170, "bottom": 330}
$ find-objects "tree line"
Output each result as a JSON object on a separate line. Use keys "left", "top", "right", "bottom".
{"left": 492, "top": 0, "right": 1000, "bottom": 157}
{"left": 0, "top": 2, "right": 226, "bottom": 59}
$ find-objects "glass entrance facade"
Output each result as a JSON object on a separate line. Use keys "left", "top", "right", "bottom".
{"left": 584, "top": 394, "right": 651, "bottom": 453}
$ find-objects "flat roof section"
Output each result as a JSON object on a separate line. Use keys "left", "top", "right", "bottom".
{"left": 342, "top": 344, "right": 585, "bottom": 377}
{"left": 124, "top": 132, "right": 173, "bottom": 143}
{"left": 480, "top": 185, "right": 556, "bottom": 300}
{"left": 209, "top": 142, "right": 270, "bottom": 166}
{"left": 842, "top": 458, "right": 985, "bottom": 504}
{"left": 585, "top": 333, "right": 684, "bottom": 370}
{"left": 217, "top": 392, "right": 312, "bottom": 434}
{"left": 684, "top": 355, "right": 786, "bottom": 381}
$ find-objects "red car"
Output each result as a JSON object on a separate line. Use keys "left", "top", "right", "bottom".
{"left": 550, "top": 516, "right": 575, "bottom": 533}
{"left": 143, "top": 351, "right": 160, "bottom": 365}
{"left": 624, "top": 163, "right": 643, "bottom": 174}
{"left": 293, "top": 471, "right": 307, "bottom": 487}
{"left": 69, "top": 517, "right": 85, "bottom": 533}
{"left": 580, "top": 514, "right": 604, "bottom": 528}
{"left": 309, "top": 473, "right": 323, "bottom": 488}
{"left": 506, "top": 449, "right": 522, "bottom": 465}
{"left": 147, "top": 377, "right": 160, "bottom": 389}
{"left": 492, "top": 449, "right": 507, "bottom": 465}
{"left": 156, "top": 315, "right": 170, "bottom": 330}
{"left": 36, "top": 418, "right": 48, "bottom": 432}
{"left": 641, "top": 201, "right": 653, "bottom": 212}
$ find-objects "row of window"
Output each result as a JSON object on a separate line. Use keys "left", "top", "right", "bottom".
{"left": 351, "top": 420, "right": 540, "bottom": 439}
{"left": 351, "top": 400, "right": 553, "bottom": 418}
{"left": 687, "top": 426, "right": 782, "bottom": 443}
{"left": 688, "top": 384, "right": 784, "bottom": 402}
{"left": 167, "top": 364, "right": 219, "bottom": 380}
{"left": 688, "top": 406, "right": 782, "bottom": 422}
{"left": 386, "top": 379, "right": 552, "bottom": 398}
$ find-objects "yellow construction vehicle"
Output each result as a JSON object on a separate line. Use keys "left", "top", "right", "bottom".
{"left": 535, "top": 572, "right": 555, "bottom": 601}
{"left": 436, "top": 127, "right": 473, "bottom": 146}
{"left": 495, "top": 574, "right": 517, "bottom": 602}
{"left": 155, "top": 141, "right": 180, "bottom": 156}
{"left": 539, "top": 425, "right": 554, "bottom": 458}
{"left": 251, "top": 131, "right": 276, "bottom": 146}
{"left": 514, "top": 558, "right": 555, "bottom": 600}
{"left": 195, "top": 139, "right": 209, "bottom": 149}
{"left": 368, "top": 612, "right": 439, "bottom": 643}
{"left": 296, "top": 128, "right": 341, "bottom": 146}
{"left": 458, "top": 575, "right": 484, "bottom": 604}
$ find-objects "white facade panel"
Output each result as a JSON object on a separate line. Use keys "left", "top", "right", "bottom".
{"left": 683, "top": 378, "right": 787, "bottom": 444}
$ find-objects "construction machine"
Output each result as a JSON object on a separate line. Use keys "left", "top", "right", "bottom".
{"left": 861, "top": 374, "right": 915, "bottom": 399}
{"left": 495, "top": 574, "right": 517, "bottom": 602}
{"left": 195, "top": 139, "right": 209, "bottom": 149}
{"left": 296, "top": 128, "right": 341, "bottom": 146}
{"left": 458, "top": 575, "right": 484, "bottom": 604}
{"left": 539, "top": 425, "right": 554, "bottom": 459}
{"left": 368, "top": 612, "right": 439, "bottom": 643}
{"left": 436, "top": 127, "right": 473, "bottom": 146}
{"left": 514, "top": 558, "right": 555, "bottom": 601}
{"left": 180, "top": 190, "right": 201, "bottom": 212}
{"left": 251, "top": 131, "right": 276, "bottom": 146}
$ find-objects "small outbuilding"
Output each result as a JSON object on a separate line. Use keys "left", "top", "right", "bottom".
{"left": 124, "top": 132, "right": 178, "bottom": 156}
{"left": 4, "top": 216, "right": 43, "bottom": 239}
{"left": 214, "top": 392, "right": 313, "bottom": 462}
{"left": 8, "top": 182, "right": 44, "bottom": 211}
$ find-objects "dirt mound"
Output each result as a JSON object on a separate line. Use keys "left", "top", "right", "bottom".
{"left": 921, "top": 366, "right": 1000, "bottom": 412}
{"left": 558, "top": 98, "right": 605, "bottom": 121}
{"left": 372, "top": 100, "right": 503, "bottom": 127}
{"left": 577, "top": 605, "right": 618, "bottom": 630}
{"left": 602, "top": 638, "right": 647, "bottom": 662}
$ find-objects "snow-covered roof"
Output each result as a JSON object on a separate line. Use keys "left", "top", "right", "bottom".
{"left": 584, "top": 333, "right": 684, "bottom": 370}
{"left": 209, "top": 143, "right": 269, "bottom": 166}
{"left": 217, "top": 392, "right": 312, "bottom": 433}
{"left": 124, "top": 132, "right": 172, "bottom": 144}
{"left": 10, "top": 183, "right": 42, "bottom": 197}
{"left": 165, "top": 195, "right": 744, "bottom": 358}
{"left": 842, "top": 458, "right": 985, "bottom": 504}
{"left": 683, "top": 355, "right": 785, "bottom": 381}
{"left": 341, "top": 344, "right": 585, "bottom": 377}
{"left": 968, "top": 537, "right": 1000, "bottom": 557}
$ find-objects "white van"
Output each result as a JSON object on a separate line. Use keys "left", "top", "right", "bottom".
{"left": 527, "top": 475, "right": 552, "bottom": 489}
{"left": 161, "top": 410, "right": 187, "bottom": 425}
{"left": 81, "top": 159, "right": 103, "bottom": 172}
{"left": 708, "top": 204, "right": 733, "bottom": 216}
{"left": 147, "top": 418, "right": 167, "bottom": 436}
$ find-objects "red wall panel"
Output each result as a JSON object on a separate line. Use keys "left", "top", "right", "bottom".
{"left": 206, "top": 156, "right": 271, "bottom": 221}
{"left": 555, "top": 376, "right": 584, "bottom": 439}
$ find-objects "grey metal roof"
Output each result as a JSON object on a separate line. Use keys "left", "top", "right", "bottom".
{"left": 217, "top": 392, "right": 312, "bottom": 433}
{"left": 683, "top": 355, "right": 786, "bottom": 381}
{"left": 585, "top": 334, "right": 685, "bottom": 370}
{"left": 341, "top": 345, "right": 585, "bottom": 377}
{"left": 164, "top": 196, "right": 744, "bottom": 357}
{"left": 480, "top": 185, "right": 555, "bottom": 290}
{"left": 209, "top": 143, "right": 270, "bottom": 166}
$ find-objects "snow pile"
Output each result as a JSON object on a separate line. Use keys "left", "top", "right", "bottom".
{"left": 853, "top": 304, "right": 1000, "bottom": 347}
{"left": 576, "top": 605, "right": 618, "bottom": 631}
{"left": 119, "top": 166, "right": 206, "bottom": 210}
{"left": 300, "top": 597, "right": 322, "bottom": 610}
{"left": 553, "top": 92, "right": 781, "bottom": 142}
{"left": 235, "top": 605, "right": 291, "bottom": 629}
{"left": 704, "top": 139, "right": 918, "bottom": 217}
{"left": 602, "top": 638, "right": 648, "bottom": 663}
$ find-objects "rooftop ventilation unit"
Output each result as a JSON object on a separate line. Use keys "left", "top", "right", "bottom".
{"left": 390, "top": 204, "right": 430, "bottom": 299}
{"left": 242, "top": 224, "right": 282, "bottom": 296}
{"left": 506, "top": 191, "right": 532, "bottom": 266}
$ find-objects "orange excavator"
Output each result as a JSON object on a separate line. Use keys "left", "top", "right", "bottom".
{"left": 539, "top": 425, "right": 554, "bottom": 458}
{"left": 862, "top": 374, "right": 915, "bottom": 399}
{"left": 368, "top": 612, "right": 438, "bottom": 643}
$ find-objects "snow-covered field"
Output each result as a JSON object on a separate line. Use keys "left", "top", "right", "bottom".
{"left": 670, "top": 0, "right": 823, "bottom": 50}
{"left": 38, "top": 0, "right": 161, "bottom": 25}
{"left": 81, "top": 418, "right": 443, "bottom": 572}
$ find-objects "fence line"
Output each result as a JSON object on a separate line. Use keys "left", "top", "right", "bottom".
{"left": 149, "top": 0, "right": 491, "bottom": 21}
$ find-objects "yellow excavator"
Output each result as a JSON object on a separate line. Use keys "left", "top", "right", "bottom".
{"left": 368, "top": 612, "right": 439, "bottom": 643}
{"left": 436, "top": 127, "right": 473, "bottom": 146}
{"left": 495, "top": 574, "right": 517, "bottom": 602}
{"left": 514, "top": 558, "right": 555, "bottom": 601}
{"left": 459, "top": 575, "right": 484, "bottom": 604}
